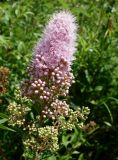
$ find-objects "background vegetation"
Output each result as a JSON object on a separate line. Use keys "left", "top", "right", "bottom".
{"left": 0, "top": 0, "right": 118, "bottom": 159}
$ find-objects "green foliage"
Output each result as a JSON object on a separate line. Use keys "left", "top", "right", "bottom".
{"left": 0, "top": 113, "right": 9, "bottom": 130}
{"left": 0, "top": 0, "right": 118, "bottom": 160}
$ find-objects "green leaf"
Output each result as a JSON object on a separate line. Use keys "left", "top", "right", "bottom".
{"left": 47, "top": 155, "right": 57, "bottom": 160}
{"left": 108, "top": 97, "right": 118, "bottom": 103}
{"left": 17, "top": 41, "right": 25, "bottom": 52}
{"left": 0, "top": 113, "right": 8, "bottom": 119}
{"left": 85, "top": 69, "right": 92, "bottom": 84}
{"left": 0, "top": 118, "right": 8, "bottom": 124}
{"left": 104, "top": 121, "right": 112, "bottom": 127}
{"left": 78, "top": 153, "right": 84, "bottom": 160}
{"left": 103, "top": 102, "right": 113, "bottom": 124}
{"left": 0, "top": 124, "right": 15, "bottom": 132}
{"left": 59, "top": 0, "right": 69, "bottom": 9}
{"left": 95, "top": 86, "right": 103, "bottom": 91}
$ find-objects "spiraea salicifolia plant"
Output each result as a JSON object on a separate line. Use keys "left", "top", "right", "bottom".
{"left": 8, "top": 11, "right": 90, "bottom": 159}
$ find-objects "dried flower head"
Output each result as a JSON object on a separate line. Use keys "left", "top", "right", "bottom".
{"left": 0, "top": 66, "right": 10, "bottom": 94}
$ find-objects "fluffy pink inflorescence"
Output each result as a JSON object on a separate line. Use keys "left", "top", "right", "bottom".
{"left": 28, "top": 11, "right": 77, "bottom": 78}
{"left": 21, "top": 11, "right": 77, "bottom": 119}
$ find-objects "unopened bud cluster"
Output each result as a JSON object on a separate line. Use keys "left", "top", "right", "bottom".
{"left": 23, "top": 126, "right": 59, "bottom": 153}
{"left": 8, "top": 102, "right": 30, "bottom": 127}
{"left": 42, "top": 99, "right": 69, "bottom": 120}
{"left": 58, "top": 107, "right": 90, "bottom": 131}
{"left": 21, "top": 67, "right": 74, "bottom": 104}
{"left": 8, "top": 93, "right": 90, "bottom": 157}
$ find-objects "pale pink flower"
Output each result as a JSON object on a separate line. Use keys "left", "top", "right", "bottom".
{"left": 28, "top": 11, "right": 77, "bottom": 78}
{"left": 21, "top": 11, "right": 77, "bottom": 118}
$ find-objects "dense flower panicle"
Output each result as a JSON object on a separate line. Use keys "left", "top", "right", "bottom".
{"left": 28, "top": 11, "right": 77, "bottom": 78}
{"left": 21, "top": 11, "right": 77, "bottom": 118}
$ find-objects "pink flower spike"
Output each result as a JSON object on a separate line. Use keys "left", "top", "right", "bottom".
{"left": 21, "top": 11, "right": 77, "bottom": 107}
{"left": 29, "top": 11, "right": 77, "bottom": 78}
